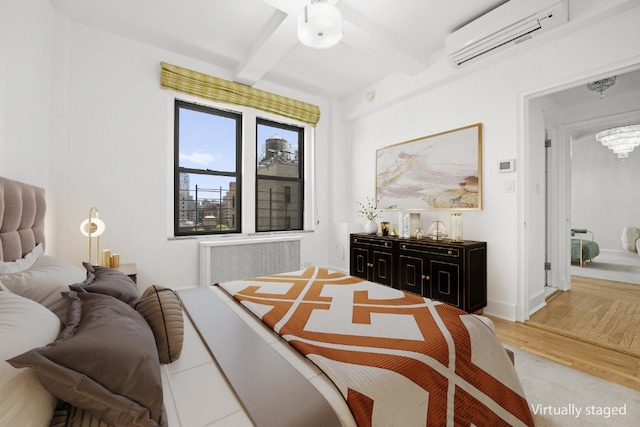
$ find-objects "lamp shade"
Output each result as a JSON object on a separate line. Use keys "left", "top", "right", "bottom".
{"left": 80, "top": 217, "right": 105, "bottom": 237}
{"left": 297, "top": 2, "right": 343, "bottom": 49}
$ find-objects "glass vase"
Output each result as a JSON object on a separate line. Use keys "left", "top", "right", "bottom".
{"left": 450, "top": 213, "right": 463, "bottom": 241}
{"left": 426, "top": 221, "right": 447, "bottom": 241}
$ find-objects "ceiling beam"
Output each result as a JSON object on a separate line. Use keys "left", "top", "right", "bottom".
{"left": 339, "top": 2, "right": 429, "bottom": 75}
{"left": 234, "top": 12, "right": 298, "bottom": 86}
{"left": 242, "top": 0, "right": 430, "bottom": 86}
{"left": 258, "top": 0, "right": 302, "bottom": 15}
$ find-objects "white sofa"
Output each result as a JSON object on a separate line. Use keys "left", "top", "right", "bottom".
{"left": 621, "top": 226, "right": 640, "bottom": 255}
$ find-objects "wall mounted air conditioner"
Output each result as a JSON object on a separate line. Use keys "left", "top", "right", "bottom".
{"left": 445, "top": 0, "right": 568, "bottom": 67}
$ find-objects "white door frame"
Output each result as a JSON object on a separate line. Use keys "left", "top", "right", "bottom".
{"left": 550, "top": 124, "right": 572, "bottom": 292}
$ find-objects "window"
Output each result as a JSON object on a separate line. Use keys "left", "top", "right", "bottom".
{"left": 174, "top": 100, "right": 241, "bottom": 236}
{"left": 256, "top": 119, "right": 304, "bottom": 232}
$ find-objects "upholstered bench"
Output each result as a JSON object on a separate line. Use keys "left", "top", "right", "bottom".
{"left": 571, "top": 229, "right": 600, "bottom": 267}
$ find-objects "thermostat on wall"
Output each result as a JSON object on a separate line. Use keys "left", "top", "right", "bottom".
{"left": 498, "top": 159, "right": 515, "bottom": 173}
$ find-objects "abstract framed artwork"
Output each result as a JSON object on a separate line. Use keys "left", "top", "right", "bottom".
{"left": 376, "top": 123, "right": 482, "bottom": 210}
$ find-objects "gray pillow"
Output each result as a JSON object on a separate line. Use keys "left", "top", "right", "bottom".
{"left": 0, "top": 255, "right": 85, "bottom": 323}
{"left": 70, "top": 262, "right": 140, "bottom": 306}
{"left": 8, "top": 291, "right": 167, "bottom": 427}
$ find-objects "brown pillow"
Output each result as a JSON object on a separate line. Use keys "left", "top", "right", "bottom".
{"left": 70, "top": 262, "right": 140, "bottom": 307}
{"left": 136, "top": 285, "right": 184, "bottom": 364}
{"left": 8, "top": 292, "right": 166, "bottom": 427}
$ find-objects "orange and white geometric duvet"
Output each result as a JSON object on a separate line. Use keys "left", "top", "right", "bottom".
{"left": 218, "top": 267, "right": 535, "bottom": 427}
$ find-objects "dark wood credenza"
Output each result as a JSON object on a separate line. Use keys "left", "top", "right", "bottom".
{"left": 349, "top": 233, "right": 487, "bottom": 313}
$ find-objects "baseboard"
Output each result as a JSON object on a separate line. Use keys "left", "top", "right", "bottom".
{"left": 326, "top": 264, "right": 348, "bottom": 275}
{"left": 528, "top": 290, "right": 547, "bottom": 316}
{"left": 484, "top": 299, "right": 517, "bottom": 321}
{"left": 599, "top": 248, "right": 638, "bottom": 261}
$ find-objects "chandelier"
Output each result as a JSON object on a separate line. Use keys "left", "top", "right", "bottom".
{"left": 587, "top": 77, "right": 616, "bottom": 98}
{"left": 297, "top": 0, "right": 343, "bottom": 49}
{"left": 596, "top": 125, "right": 640, "bottom": 159}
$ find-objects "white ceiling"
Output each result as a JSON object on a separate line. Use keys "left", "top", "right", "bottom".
{"left": 543, "top": 68, "right": 640, "bottom": 141}
{"left": 547, "top": 69, "right": 640, "bottom": 109}
{"left": 50, "top": 0, "right": 509, "bottom": 100}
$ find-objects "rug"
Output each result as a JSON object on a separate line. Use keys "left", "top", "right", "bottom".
{"left": 570, "top": 251, "right": 640, "bottom": 285}
{"left": 509, "top": 346, "right": 640, "bottom": 426}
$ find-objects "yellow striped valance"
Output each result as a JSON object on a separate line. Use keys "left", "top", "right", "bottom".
{"left": 160, "top": 62, "right": 320, "bottom": 126}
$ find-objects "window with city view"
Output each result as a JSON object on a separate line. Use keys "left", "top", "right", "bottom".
{"left": 174, "top": 100, "right": 241, "bottom": 236}
{"left": 256, "top": 119, "right": 304, "bottom": 232}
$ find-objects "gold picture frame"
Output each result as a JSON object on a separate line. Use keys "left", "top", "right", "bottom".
{"left": 376, "top": 123, "right": 483, "bottom": 210}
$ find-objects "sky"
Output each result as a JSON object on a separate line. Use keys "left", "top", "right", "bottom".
{"left": 178, "top": 107, "right": 300, "bottom": 199}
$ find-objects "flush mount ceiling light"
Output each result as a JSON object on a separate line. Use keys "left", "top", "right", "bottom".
{"left": 596, "top": 125, "right": 640, "bottom": 159}
{"left": 587, "top": 76, "right": 617, "bottom": 98}
{"left": 297, "top": 0, "right": 343, "bottom": 49}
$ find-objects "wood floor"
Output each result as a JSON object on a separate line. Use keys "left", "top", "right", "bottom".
{"left": 489, "top": 277, "right": 640, "bottom": 392}
{"left": 528, "top": 276, "right": 640, "bottom": 356}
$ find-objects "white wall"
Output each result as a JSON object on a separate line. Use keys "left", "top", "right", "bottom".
{"left": 572, "top": 133, "right": 640, "bottom": 250}
{"left": 345, "top": 67, "right": 523, "bottom": 319}
{"left": 339, "top": 2, "right": 640, "bottom": 320}
{"left": 0, "top": 3, "right": 335, "bottom": 289}
{"left": 0, "top": 0, "right": 61, "bottom": 247}
{"left": 0, "top": 0, "right": 53, "bottom": 185}
{"left": 559, "top": 81, "right": 640, "bottom": 253}
{"left": 53, "top": 21, "right": 336, "bottom": 288}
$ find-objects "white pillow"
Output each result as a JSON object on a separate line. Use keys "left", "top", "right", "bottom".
{"left": 621, "top": 226, "right": 640, "bottom": 253}
{"left": 0, "top": 292, "right": 61, "bottom": 427}
{"left": 0, "top": 255, "right": 86, "bottom": 323}
{"left": 0, "top": 243, "right": 44, "bottom": 275}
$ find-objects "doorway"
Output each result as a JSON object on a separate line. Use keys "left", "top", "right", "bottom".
{"left": 520, "top": 66, "right": 640, "bottom": 321}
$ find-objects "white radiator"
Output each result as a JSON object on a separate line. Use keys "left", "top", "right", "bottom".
{"left": 199, "top": 236, "right": 302, "bottom": 287}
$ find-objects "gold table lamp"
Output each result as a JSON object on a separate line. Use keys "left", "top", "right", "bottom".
{"left": 79, "top": 207, "right": 106, "bottom": 265}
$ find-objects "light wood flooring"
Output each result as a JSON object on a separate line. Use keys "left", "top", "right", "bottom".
{"left": 489, "top": 277, "right": 640, "bottom": 391}
{"left": 529, "top": 276, "right": 640, "bottom": 356}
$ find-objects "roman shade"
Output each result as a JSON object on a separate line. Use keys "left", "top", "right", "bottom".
{"left": 160, "top": 62, "right": 321, "bottom": 126}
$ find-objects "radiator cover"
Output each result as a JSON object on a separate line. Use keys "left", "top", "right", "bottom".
{"left": 199, "top": 236, "right": 302, "bottom": 287}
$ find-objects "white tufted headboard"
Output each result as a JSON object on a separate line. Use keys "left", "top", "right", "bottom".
{"left": 0, "top": 177, "right": 46, "bottom": 262}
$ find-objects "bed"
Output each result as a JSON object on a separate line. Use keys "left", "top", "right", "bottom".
{"left": 1, "top": 176, "right": 535, "bottom": 427}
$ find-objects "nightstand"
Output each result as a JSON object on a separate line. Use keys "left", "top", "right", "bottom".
{"left": 116, "top": 263, "right": 137, "bottom": 284}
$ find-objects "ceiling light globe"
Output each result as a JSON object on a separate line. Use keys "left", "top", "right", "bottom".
{"left": 298, "top": 3, "right": 343, "bottom": 49}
